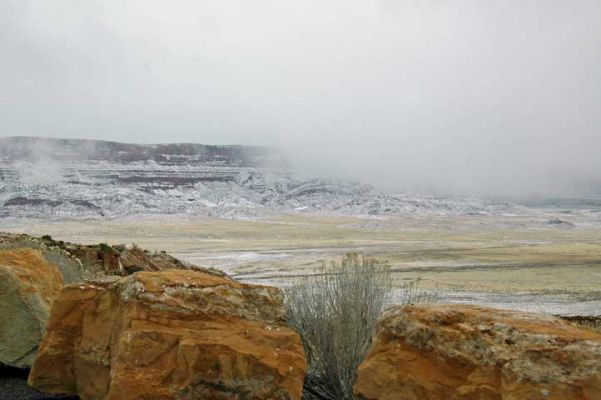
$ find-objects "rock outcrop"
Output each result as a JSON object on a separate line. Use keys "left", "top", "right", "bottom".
{"left": 0, "top": 232, "right": 226, "bottom": 279}
{"left": 29, "top": 269, "right": 307, "bottom": 400}
{"left": 354, "top": 304, "right": 601, "bottom": 400}
{"left": 0, "top": 249, "right": 63, "bottom": 368}
{"left": 41, "top": 237, "right": 201, "bottom": 277}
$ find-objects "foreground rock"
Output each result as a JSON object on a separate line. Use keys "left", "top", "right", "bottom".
{"left": 0, "top": 249, "right": 64, "bottom": 368}
{"left": 0, "top": 233, "right": 226, "bottom": 377}
{"left": 354, "top": 304, "right": 601, "bottom": 400}
{"left": 29, "top": 269, "right": 307, "bottom": 400}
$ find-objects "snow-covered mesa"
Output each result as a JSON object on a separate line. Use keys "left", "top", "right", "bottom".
{"left": 0, "top": 137, "right": 520, "bottom": 220}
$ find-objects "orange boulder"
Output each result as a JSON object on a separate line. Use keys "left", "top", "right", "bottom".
{"left": 354, "top": 304, "right": 601, "bottom": 400}
{"left": 29, "top": 269, "right": 307, "bottom": 400}
{"left": 0, "top": 249, "right": 64, "bottom": 368}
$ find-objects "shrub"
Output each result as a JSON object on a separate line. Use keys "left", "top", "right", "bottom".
{"left": 396, "top": 278, "right": 440, "bottom": 305}
{"left": 99, "top": 242, "right": 114, "bottom": 253}
{"left": 285, "top": 253, "right": 392, "bottom": 400}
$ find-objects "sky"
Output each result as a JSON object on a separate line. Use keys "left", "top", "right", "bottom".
{"left": 0, "top": 0, "right": 600, "bottom": 198}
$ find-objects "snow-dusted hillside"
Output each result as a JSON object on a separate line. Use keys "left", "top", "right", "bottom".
{"left": 0, "top": 137, "right": 518, "bottom": 220}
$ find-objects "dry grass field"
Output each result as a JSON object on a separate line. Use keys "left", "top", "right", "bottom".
{"left": 3, "top": 209, "right": 601, "bottom": 315}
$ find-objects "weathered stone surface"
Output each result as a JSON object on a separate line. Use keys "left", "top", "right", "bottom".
{"left": 354, "top": 304, "right": 601, "bottom": 400}
{"left": 29, "top": 269, "right": 307, "bottom": 400}
{"left": 0, "top": 249, "right": 64, "bottom": 368}
{"left": 0, "top": 232, "right": 227, "bottom": 279}
{"left": 60, "top": 242, "right": 198, "bottom": 276}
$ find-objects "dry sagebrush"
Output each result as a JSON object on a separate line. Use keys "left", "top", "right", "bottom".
{"left": 285, "top": 253, "right": 392, "bottom": 400}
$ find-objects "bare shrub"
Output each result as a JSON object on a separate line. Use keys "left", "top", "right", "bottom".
{"left": 285, "top": 253, "right": 392, "bottom": 400}
{"left": 396, "top": 278, "right": 440, "bottom": 305}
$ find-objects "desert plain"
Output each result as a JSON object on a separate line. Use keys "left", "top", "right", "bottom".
{"left": 4, "top": 207, "right": 601, "bottom": 316}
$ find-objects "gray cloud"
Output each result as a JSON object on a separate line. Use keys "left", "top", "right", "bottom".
{"left": 1, "top": 0, "right": 600, "bottom": 198}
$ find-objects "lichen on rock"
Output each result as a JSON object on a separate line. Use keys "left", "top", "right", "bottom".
{"left": 354, "top": 304, "right": 601, "bottom": 400}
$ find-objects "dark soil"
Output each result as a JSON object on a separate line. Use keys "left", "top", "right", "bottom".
{"left": 0, "top": 367, "right": 78, "bottom": 400}
{"left": 560, "top": 315, "right": 601, "bottom": 332}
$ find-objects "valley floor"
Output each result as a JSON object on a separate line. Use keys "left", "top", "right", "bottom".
{"left": 3, "top": 209, "right": 601, "bottom": 315}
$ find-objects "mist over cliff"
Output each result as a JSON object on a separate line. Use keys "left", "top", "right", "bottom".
{"left": 0, "top": 137, "right": 523, "bottom": 220}
{"left": 1, "top": 1, "right": 600, "bottom": 198}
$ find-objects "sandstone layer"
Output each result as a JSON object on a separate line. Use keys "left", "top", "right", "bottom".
{"left": 354, "top": 304, "right": 601, "bottom": 400}
{"left": 29, "top": 269, "right": 307, "bottom": 400}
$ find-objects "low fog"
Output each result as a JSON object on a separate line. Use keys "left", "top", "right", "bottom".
{"left": 1, "top": 1, "right": 600, "bottom": 198}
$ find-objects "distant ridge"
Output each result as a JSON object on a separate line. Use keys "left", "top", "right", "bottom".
{"left": 0, "top": 136, "right": 518, "bottom": 220}
{"left": 0, "top": 136, "right": 272, "bottom": 167}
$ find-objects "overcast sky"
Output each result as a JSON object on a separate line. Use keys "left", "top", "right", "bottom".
{"left": 1, "top": 1, "right": 600, "bottom": 198}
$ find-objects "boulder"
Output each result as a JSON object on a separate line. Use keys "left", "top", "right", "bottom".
{"left": 29, "top": 269, "right": 307, "bottom": 400}
{"left": 354, "top": 304, "right": 601, "bottom": 400}
{"left": 0, "top": 249, "right": 64, "bottom": 368}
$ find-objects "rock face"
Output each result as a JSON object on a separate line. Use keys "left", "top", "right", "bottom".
{"left": 0, "top": 249, "right": 64, "bottom": 368}
{"left": 354, "top": 304, "right": 601, "bottom": 400}
{"left": 28, "top": 269, "right": 307, "bottom": 400}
